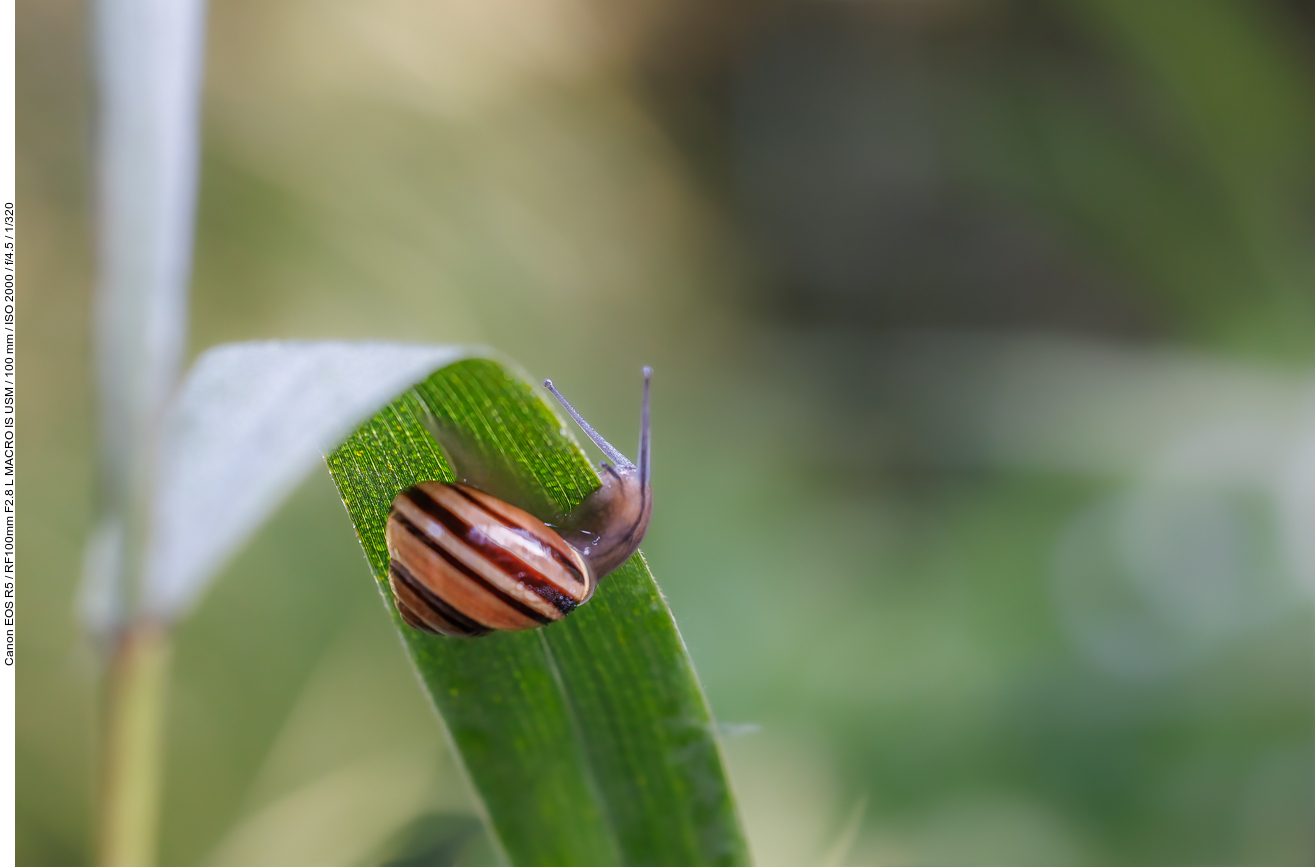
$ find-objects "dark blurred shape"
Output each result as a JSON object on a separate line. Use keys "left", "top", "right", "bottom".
{"left": 639, "top": 0, "right": 1315, "bottom": 349}
{"left": 731, "top": 9, "right": 1148, "bottom": 332}
{"left": 370, "top": 813, "right": 488, "bottom": 867}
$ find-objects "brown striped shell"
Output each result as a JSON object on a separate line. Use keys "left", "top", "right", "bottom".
{"left": 386, "top": 482, "right": 594, "bottom": 636}
{"left": 386, "top": 369, "right": 652, "bottom": 637}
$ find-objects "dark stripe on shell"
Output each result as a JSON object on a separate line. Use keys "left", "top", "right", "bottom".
{"left": 392, "top": 590, "right": 440, "bottom": 634}
{"left": 449, "top": 484, "right": 588, "bottom": 587}
{"left": 389, "top": 559, "right": 492, "bottom": 636}
{"left": 390, "top": 576, "right": 475, "bottom": 636}
{"left": 403, "top": 487, "right": 579, "bottom": 615}
{"left": 393, "top": 582, "right": 478, "bottom": 637}
{"left": 391, "top": 511, "right": 552, "bottom": 625}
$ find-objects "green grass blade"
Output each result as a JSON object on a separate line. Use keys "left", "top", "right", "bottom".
{"left": 325, "top": 358, "right": 750, "bottom": 867}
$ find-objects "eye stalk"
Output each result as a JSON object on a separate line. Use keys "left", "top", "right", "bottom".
{"left": 543, "top": 367, "right": 653, "bottom": 579}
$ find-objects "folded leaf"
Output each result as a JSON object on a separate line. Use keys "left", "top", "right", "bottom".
{"left": 138, "top": 340, "right": 469, "bottom": 621}
{"left": 326, "top": 358, "right": 750, "bottom": 867}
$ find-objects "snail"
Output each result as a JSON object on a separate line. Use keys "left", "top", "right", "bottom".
{"left": 385, "top": 368, "right": 653, "bottom": 636}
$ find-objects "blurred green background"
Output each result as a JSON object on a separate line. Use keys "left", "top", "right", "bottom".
{"left": 19, "top": 0, "right": 1315, "bottom": 864}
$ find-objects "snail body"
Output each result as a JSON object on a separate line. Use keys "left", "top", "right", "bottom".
{"left": 385, "top": 369, "right": 652, "bottom": 636}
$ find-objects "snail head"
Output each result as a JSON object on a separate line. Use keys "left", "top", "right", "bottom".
{"left": 543, "top": 368, "right": 652, "bottom": 578}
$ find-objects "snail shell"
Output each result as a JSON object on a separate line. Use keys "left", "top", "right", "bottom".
{"left": 385, "top": 369, "right": 652, "bottom": 636}
{"left": 387, "top": 482, "right": 594, "bottom": 636}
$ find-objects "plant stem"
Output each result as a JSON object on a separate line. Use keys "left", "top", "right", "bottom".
{"left": 97, "top": 621, "right": 172, "bottom": 867}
